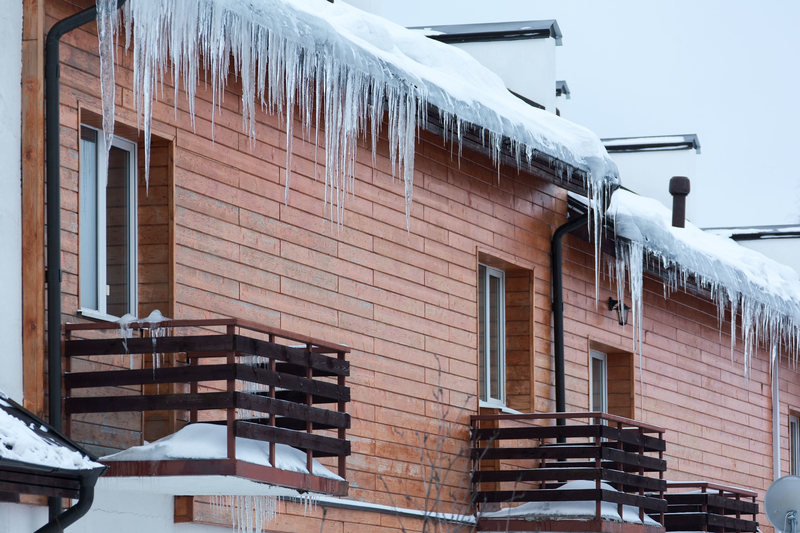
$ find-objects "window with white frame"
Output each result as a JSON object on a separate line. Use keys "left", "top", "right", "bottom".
{"left": 791, "top": 415, "right": 799, "bottom": 476}
{"left": 590, "top": 350, "right": 608, "bottom": 413}
{"left": 79, "top": 126, "right": 138, "bottom": 320}
{"left": 478, "top": 264, "right": 505, "bottom": 406}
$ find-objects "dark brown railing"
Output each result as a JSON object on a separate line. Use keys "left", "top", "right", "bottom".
{"left": 63, "top": 318, "right": 350, "bottom": 487}
{"left": 657, "top": 481, "right": 758, "bottom": 533}
{"left": 471, "top": 412, "right": 667, "bottom": 525}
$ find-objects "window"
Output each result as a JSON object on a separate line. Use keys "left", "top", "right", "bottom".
{"left": 79, "top": 126, "right": 138, "bottom": 320}
{"left": 478, "top": 264, "right": 505, "bottom": 406}
{"left": 590, "top": 350, "right": 608, "bottom": 413}
{"left": 791, "top": 415, "right": 799, "bottom": 476}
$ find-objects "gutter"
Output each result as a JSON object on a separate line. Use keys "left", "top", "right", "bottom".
{"left": 45, "top": 0, "right": 127, "bottom": 523}
{"left": 551, "top": 213, "right": 589, "bottom": 426}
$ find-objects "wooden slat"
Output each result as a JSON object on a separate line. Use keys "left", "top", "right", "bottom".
{"left": 472, "top": 424, "right": 602, "bottom": 442}
{"left": 235, "top": 421, "right": 350, "bottom": 457}
{"left": 275, "top": 362, "right": 336, "bottom": 378}
{"left": 66, "top": 392, "right": 234, "bottom": 414}
{"left": 665, "top": 493, "right": 758, "bottom": 515}
{"left": 233, "top": 337, "right": 349, "bottom": 376}
{"left": 472, "top": 444, "right": 601, "bottom": 461}
{"left": 472, "top": 467, "right": 665, "bottom": 492}
{"left": 474, "top": 488, "right": 667, "bottom": 512}
{"left": 470, "top": 412, "right": 665, "bottom": 434}
{"left": 663, "top": 512, "right": 758, "bottom": 532}
{"left": 235, "top": 393, "right": 349, "bottom": 428}
{"left": 237, "top": 365, "right": 349, "bottom": 402}
{"left": 64, "top": 335, "right": 235, "bottom": 357}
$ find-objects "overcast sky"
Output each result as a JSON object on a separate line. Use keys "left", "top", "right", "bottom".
{"left": 347, "top": 0, "right": 800, "bottom": 229}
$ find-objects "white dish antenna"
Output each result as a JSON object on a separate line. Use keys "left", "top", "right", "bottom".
{"left": 765, "top": 475, "right": 800, "bottom": 533}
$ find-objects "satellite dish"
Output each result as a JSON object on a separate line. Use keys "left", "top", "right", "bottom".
{"left": 765, "top": 475, "right": 800, "bottom": 533}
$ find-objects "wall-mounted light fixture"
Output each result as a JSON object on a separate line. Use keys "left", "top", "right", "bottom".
{"left": 608, "top": 297, "right": 630, "bottom": 327}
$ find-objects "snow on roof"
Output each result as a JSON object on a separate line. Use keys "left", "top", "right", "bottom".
{"left": 102, "top": 423, "right": 342, "bottom": 481}
{"left": 479, "top": 480, "right": 661, "bottom": 525}
{"left": 0, "top": 395, "right": 103, "bottom": 471}
{"left": 609, "top": 189, "right": 800, "bottom": 373}
{"left": 408, "top": 19, "right": 563, "bottom": 45}
{"left": 105, "top": 0, "right": 617, "bottom": 227}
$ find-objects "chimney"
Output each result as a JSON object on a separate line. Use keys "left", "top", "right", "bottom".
{"left": 669, "top": 176, "right": 690, "bottom": 228}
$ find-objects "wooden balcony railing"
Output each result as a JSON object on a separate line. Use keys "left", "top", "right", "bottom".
{"left": 63, "top": 317, "right": 350, "bottom": 495}
{"left": 471, "top": 412, "right": 667, "bottom": 529}
{"left": 656, "top": 481, "right": 758, "bottom": 533}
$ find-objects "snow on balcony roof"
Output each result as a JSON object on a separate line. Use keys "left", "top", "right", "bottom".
{"left": 609, "top": 189, "right": 800, "bottom": 374}
{"left": 106, "top": 0, "right": 618, "bottom": 227}
{"left": 479, "top": 480, "right": 661, "bottom": 525}
{"left": 102, "top": 423, "right": 342, "bottom": 481}
{"left": 0, "top": 391, "right": 103, "bottom": 471}
{"left": 705, "top": 224, "right": 800, "bottom": 241}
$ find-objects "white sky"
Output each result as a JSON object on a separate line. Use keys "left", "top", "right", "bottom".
{"left": 344, "top": 0, "right": 800, "bottom": 228}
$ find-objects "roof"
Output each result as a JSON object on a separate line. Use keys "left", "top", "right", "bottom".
{"left": 409, "top": 19, "right": 563, "bottom": 45}
{"left": 556, "top": 80, "right": 571, "bottom": 99}
{"left": 116, "top": 0, "right": 618, "bottom": 222}
{"left": 603, "top": 134, "right": 701, "bottom": 154}
{"left": 0, "top": 391, "right": 103, "bottom": 474}
{"left": 705, "top": 224, "right": 800, "bottom": 241}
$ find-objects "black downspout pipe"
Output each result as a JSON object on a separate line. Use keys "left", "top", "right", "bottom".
{"left": 551, "top": 213, "right": 589, "bottom": 429}
{"left": 45, "top": 0, "right": 126, "bottom": 521}
{"left": 35, "top": 469, "right": 105, "bottom": 533}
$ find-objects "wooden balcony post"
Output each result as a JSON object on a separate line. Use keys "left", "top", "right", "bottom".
{"left": 594, "top": 415, "right": 602, "bottom": 521}
{"left": 226, "top": 325, "right": 236, "bottom": 462}
{"left": 189, "top": 354, "right": 198, "bottom": 424}
{"left": 268, "top": 334, "right": 276, "bottom": 469}
{"left": 306, "top": 343, "right": 313, "bottom": 476}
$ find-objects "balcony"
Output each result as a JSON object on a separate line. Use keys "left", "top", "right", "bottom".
{"left": 471, "top": 412, "right": 667, "bottom": 533}
{"left": 658, "top": 481, "right": 758, "bottom": 533}
{"left": 63, "top": 317, "right": 350, "bottom": 497}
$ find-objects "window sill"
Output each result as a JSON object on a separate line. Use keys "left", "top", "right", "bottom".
{"left": 478, "top": 401, "right": 522, "bottom": 415}
{"left": 77, "top": 308, "right": 121, "bottom": 323}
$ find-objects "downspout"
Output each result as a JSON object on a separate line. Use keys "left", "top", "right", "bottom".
{"left": 34, "top": 468, "right": 106, "bottom": 533}
{"left": 773, "top": 357, "right": 781, "bottom": 480}
{"left": 45, "top": 0, "right": 127, "bottom": 521}
{"left": 551, "top": 212, "right": 589, "bottom": 427}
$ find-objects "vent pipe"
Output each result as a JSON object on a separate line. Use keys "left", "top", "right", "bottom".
{"left": 668, "top": 176, "right": 690, "bottom": 228}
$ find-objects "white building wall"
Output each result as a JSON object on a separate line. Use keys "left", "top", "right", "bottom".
{"left": 0, "top": 0, "right": 24, "bottom": 402}
{"left": 451, "top": 38, "right": 557, "bottom": 113}
{"left": 0, "top": 502, "right": 48, "bottom": 532}
{"left": 737, "top": 238, "right": 800, "bottom": 276}
{"left": 610, "top": 149, "right": 698, "bottom": 224}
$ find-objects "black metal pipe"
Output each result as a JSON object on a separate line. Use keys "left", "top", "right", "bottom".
{"left": 669, "top": 176, "right": 690, "bottom": 228}
{"left": 551, "top": 213, "right": 589, "bottom": 427}
{"left": 35, "top": 469, "right": 105, "bottom": 533}
{"left": 45, "top": 0, "right": 127, "bottom": 521}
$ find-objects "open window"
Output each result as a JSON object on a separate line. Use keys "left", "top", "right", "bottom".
{"left": 79, "top": 125, "right": 138, "bottom": 320}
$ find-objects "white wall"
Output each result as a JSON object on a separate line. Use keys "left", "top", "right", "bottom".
{"left": 452, "top": 38, "right": 557, "bottom": 113}
{"left": 0, "top": 0, "right": 24, "bottom": 402}
{"left": 610, "top": 149, "right": 698, "bottom": 224}
{"left": 737, "top": 239, "right": 800, "bottom": 276}
{"left": 0, "top": 503, "right": 47, "bottom": 532}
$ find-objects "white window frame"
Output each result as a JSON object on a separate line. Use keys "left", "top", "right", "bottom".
{"left": 791, "top": 414, "right": 799, "bottom": 476}
{"left": 590, "top": 350, "right": 608, "bottom": 414}
{"left": 78, "top": 125, "right": 138, "bottom": 321}
{"left": 478, "top": 264, "right": 505, "bottom": 408}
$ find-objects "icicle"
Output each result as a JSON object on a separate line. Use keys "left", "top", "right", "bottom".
{"left": 97, "top": 0, "right": 117, "bottom": 170}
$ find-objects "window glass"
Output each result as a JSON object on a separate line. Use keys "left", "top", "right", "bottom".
{"left": 791, "top": 415, "right": 799, "bottom": 476}
{"left": 106, "top": 145, "right": 131, "bottom": 317}
{"left": 79, "top": 127, "right": 99, "bottom": 311}
{"left": 590, "top": 350, "right": 607, "bottom": 413}
{"left": 478, "top": 264, "right": 505, "bottom": 405}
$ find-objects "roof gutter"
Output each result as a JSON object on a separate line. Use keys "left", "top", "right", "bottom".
{"left": 34, "top": 468, "right": 105, "bottom": 533}
{"left": 45, "top": 0, "right": 127, "bottom": 522}
{"left": 551, "top": 213, "right": 589, "bottom": 427}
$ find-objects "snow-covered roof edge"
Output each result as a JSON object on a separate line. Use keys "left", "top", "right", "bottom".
{"left": 96, "top": 0, "right": 618, "bottom": 229}
{"left": 609, "top": 189, "right": 800, "bottom": 376}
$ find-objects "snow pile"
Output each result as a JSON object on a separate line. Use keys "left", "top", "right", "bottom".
{"left": 480, "top": 480, "right": 661, "bottom": 525}
{"left": 610, "top": 189, "right": 800, "bottom": 376}
{"left": 0, "top": 403, "right": 102, "bottom": 471}
{"left": 102, "top": 423, "right": 342, "bottom": 480}
{"left": 96, "top": 0, "right": 617, "bottom": 227}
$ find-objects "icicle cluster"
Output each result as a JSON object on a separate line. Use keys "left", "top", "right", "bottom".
{"left": 610, "top": 190, "right": 800, "bottom": 380}
{"left": 117, "top": 310, "right": 171, "bottom": 371}
{"left": 211, "top": 495, "right": 278, "bottom": 533}
{"left": 92, "top": 0, "right": 617, "bottom": 230}
{"left": 238, "top": 355, "right": 271, "bottom": 420}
